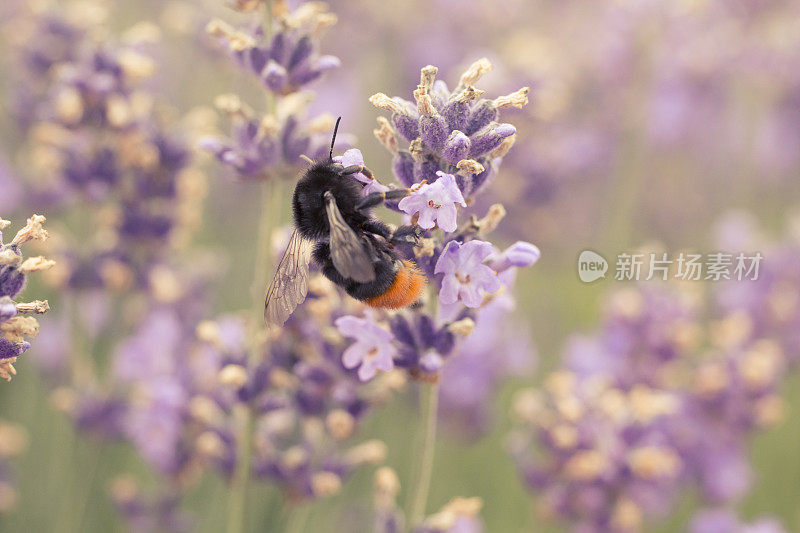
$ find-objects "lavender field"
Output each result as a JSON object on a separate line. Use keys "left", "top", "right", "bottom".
{"left": 1, "top": 0, "right": 800, "bottom": 532}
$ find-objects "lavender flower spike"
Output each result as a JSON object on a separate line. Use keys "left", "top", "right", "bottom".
{"left": 335, "top": 313, "right": 398, "bottom": 381}
{"left": 435, "top": 240, "right": 501, "bottom": 308}
{"left": 370, "top": 59, "right": 529, "bottom": 199}
{"left": 0, "top": 216, "right": 53, "bottom": 381}
{"left": 398, "top": 172, "right": 466, "bottom": 232}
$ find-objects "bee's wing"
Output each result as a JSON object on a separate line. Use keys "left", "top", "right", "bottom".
{"left": 264, "top": 229, "right": 313, "bottom": 327}
{"left": 324, "top": 191, "right": 376, "bottom": 282}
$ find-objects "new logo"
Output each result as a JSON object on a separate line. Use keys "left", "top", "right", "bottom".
{"left": 578, "top": 250, "right": 608, "bottom": 282}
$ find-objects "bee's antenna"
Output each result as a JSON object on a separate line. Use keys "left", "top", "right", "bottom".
{"left": 329, "top": 116, "right": 342, "bottom": 160}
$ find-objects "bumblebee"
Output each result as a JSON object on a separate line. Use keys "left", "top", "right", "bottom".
{"left": 265, "top": 118, "right": 427, "bottom": 326}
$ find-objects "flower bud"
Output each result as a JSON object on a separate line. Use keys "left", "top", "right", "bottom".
{"left": 442, "top": 131, "right": 471, "bottom": 164}
{"left": 261, "top": 60, "right": 288, "bottom": 92}
{"left": 419, "top": 113, "right": 449, "bottom": 151}
{"left": 413, "top": 156, "right": 440, "bottom": 184}
{"left": 464, "top": 100, "right": 498, "bottom": 136}
{"left": 392, "top": 113, "right": 419, "bottom": 142}
{"left": 491, "top": 241, "right": 541, "bottom": 272}
{"left": 469, "top": 159, "right": 495, "bottom": 196}
{"left": 288, "top": 35, "right": 313, "bottom": 69}
{"left": 419, "top": 351, "right": 443, "bottom": 374}
{"left": 469, "top": 124, "right": 516, "bottom": 157}
{"left": 0, "top": 269, "right": 25, "bottom": 299}
{"left": 442, "top": 100, "right": 470, "bottom": 132}
{"left": 269, "top": 32, "right": 287, "bottom": 63}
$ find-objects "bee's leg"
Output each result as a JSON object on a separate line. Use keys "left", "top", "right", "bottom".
{"left": 362, "top": 220, "right": 392, "bottom": 239}
{"left": 357, "top": 189, "right": 411, "bottom": 211}
{"left": 339, "top": 165, "right": 374, "bottom": 180}
{"left": 390, "top": 224, "right": 423, "bottom": 246}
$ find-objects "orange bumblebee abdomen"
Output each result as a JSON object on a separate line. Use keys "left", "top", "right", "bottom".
{"left": 365, "top": 260, "right": 427, "bottom": 309}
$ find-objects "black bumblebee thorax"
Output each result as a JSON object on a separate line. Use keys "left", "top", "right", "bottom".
{"left": 292, "top": 160, "right": 368, "bottom": 241}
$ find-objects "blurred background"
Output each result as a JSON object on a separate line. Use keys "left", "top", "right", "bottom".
{"left": 1, "top": 0, "right": 799, "bottom": 531}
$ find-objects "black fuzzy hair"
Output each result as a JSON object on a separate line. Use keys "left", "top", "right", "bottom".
{"left": 292, "top": 161, "right": 367, "bottom": 241}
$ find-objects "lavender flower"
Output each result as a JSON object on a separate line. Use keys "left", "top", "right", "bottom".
{"left": 199, "top": 91, "right": 344, "bottom": 181}
{"left": 30, "top": 112, "right": 203, "bottom": 296}
{"left": 676, "top": 334, "right": 786, "bottom": 504}
{"left": 714, "top": 242, "right": 800, "bottom": 366}
{"left": 370, "top": 59, "right": 528, "bottom": 199}
{"left": 10, "top": 6, "right": 204, "bottom": 292}
{"left": 333, "top": 149, "right": 389, "bottom": 195}
{"left": 201, "top": 2, "right": 347, "bottom": 182}
{"left": 0, "top": 216, "right": 53, "bottom": 381}
{"left": 389, "top": 313, "right": 456, "bottom": 381}
{"left": 509, "top": 283, "right": 794, "bottom": 532}
{"left": 186, "top": 273, "right": 400, "bottom": 501}
{"left": 336, "top": 313, "right": 397, "bottom": 381}
{"left": 509, "top": 371, "right": 683, "bottom": 533}
{"left": 110, "top": 477, "right": 193, "bottom": 533}
{"left": 398, "top": 172, "right": 466, "bottom": 232}
{"left": 435, "top": 240, "right": 501, "bottom": 308}
{"left": 114, "top": 308, "right": 194, "bottom": 474}
{"left": 4, "top": 10, "right": 218, "bottom": 527}
{"left": 324, "top": 60, "right": 538, "bottom": 404}
{"left": 206, "top": 3, "right": 340, "bottom": 94}
{"left": 5, "top": 3, "right": 95, "bottom": 132}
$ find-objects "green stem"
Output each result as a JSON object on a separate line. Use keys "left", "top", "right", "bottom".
{"left": 71, "top": 442, "right": 103, "bottom": 532}
{"left": 226, "top": 404, "right": 255, "bottom": 533}
{"left": 52, "top": 425, "right": 77, "bottom": 533}
{"left": 284, "top": 504, "right": 311, "bottom": 533}
{"left": 249, "top": 180, "right": 282, "bottom": 330}
{"left": 226, "top": 140, "right": 283, "bottom": 533}
{"left": 407, "top": 383, "right": 440, "bottom": 529}
{"left": 226, "top": 180, "right": 282, "bottom": 533}
{"left": 54, "top": 294, "right": 93, "bottom": 533}
{"left": 225, "top": 7, "right": 284, "bottom": 530}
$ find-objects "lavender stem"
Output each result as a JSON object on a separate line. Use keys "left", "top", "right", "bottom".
{"left": 226, "top": 404, "right": 255, "bottom": 533}
{"left": 226, "top": 179, "right": 282, "bottom": 533}
{"left": 407, "top": 382, "right": 440, "bottom": 529}
{"left": 284, "top": 503, "right": 311, "bottom": 533}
